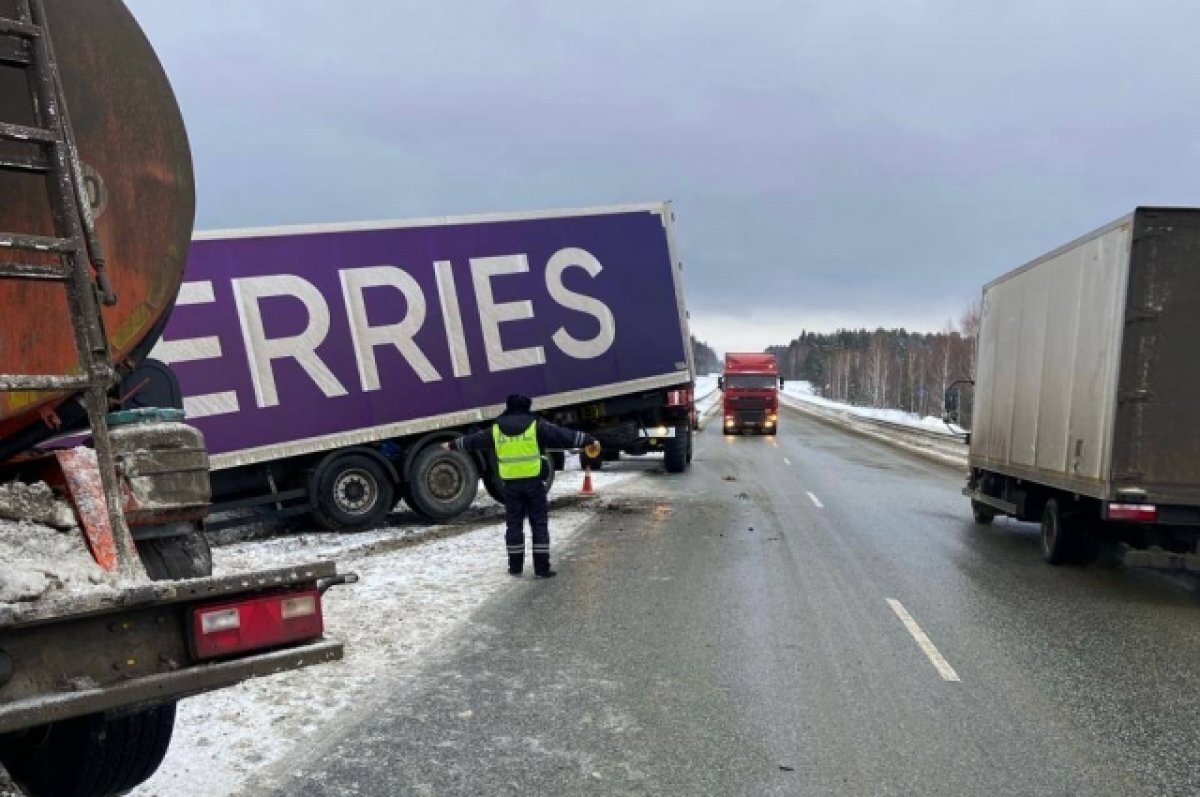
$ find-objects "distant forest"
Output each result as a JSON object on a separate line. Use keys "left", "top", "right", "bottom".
{"left": 693, "top": 303, "right": 979, "bottom": 419}
{"left": 690, "top": 335, "right": 721, "bottom": 375}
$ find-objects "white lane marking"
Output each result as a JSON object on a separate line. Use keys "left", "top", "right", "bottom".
{"left": 783, "top": 457, "right": 792, "bottom": 466}
{"left": 806, "top": 491, "right": 823, "bottom": 508}
{"left": 886, "top": 599, "right": 961, "bottom": 682}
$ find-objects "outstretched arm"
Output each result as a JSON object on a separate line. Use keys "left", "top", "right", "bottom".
{"left": 444, "top": 427, "right": 495, "bottom": 453}
{"left": 536, "top": 420, "right": 597, "bottom": 451}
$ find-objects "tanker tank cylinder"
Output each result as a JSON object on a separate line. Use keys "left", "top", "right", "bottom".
{"left": 0, "top": 0, "right": 195, "bottom": 454}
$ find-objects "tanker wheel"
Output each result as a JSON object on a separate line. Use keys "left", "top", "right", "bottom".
{"left": 311, "top": 453, "right": 395, "bottom": 532}
{"left": 664, "top": 425, "right": 689, "bottom": 473}
{"left": 407, "top": 445, "right": 479, "bottom": 522}
{"left": 0, "top": 524, "right": 210, "bottom": 797}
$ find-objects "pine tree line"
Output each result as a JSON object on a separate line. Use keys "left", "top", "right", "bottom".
{"left": 765, "top": 304, "right": 980, "bottom": 419}
{"left": 690, "top": 335, "right": 721, "bottom": 375}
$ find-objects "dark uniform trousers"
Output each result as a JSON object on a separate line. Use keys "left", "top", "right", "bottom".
{"left": 503, "top": 478, "right": 550, "bottom": 566}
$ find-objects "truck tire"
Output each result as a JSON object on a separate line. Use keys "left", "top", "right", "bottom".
{"left": 550, "top": 451, "right": 566, "bottom": 472}
{"left": 1, "top": 703, "right": 177, "bottom": 797}
{"left": 1041, "top": 499, "right": 1083, "bottom": 565}
{"left": 406, "top": 445, "right": 479, "bottom": 522}
{"left": 971, "top": 500, "right": 996, "bottom": 525}
{"left": 0, "top": 525, "right": 209, "bottom": 797}
{"left": 311, "top": 453, "right": 396, "bottom": 531}
{"left": 664, "top": 425, "right": 689, "bottom": 473}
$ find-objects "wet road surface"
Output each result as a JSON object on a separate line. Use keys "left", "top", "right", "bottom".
{"left": 262, "top": 406, "right": 1200, "bottom": 796}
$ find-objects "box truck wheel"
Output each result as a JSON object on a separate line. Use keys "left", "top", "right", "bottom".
{"left": 311, "top": 453, "right": 396, "bottom": 531}
{"left": 0, "top": 524, "right": 209, "bottom": 797}
{"left": 1041, "top": 499, "right": 1084, "bottom": 565}
{"left": 664, "top": 425, "right": 689, "bottom": 473}
{"left": 971, "top": 501, "right": 996, "bottom": 525}
{"left": 407, "top": 446, "right": 479, "bottom": 522}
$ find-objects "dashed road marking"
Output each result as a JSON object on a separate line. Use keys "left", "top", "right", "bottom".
{"left": 783, "top": 457, "right": 792, "bottom": 465}
{"left": 806, "top": 491, "right": 823, "bottom": 508}
{"left": 886, "top": 599, "right": 961, "bottom": 682}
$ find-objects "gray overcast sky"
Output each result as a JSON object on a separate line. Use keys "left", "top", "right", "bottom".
{"left": 126, "top": 1, "right": 1200, "bottom": 353}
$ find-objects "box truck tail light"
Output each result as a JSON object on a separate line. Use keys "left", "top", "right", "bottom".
{"left": 192, "top": 589, "right": 324, "bottom": 660}
{"left": 1105, "top": 503, "right": 1158, "bottom": 523}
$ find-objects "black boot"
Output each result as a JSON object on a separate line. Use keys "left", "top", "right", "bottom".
{"left": 508, "top": 554, "right": 524, "bottom": 576}
{"left": 533, "top": 553, "right": 556, "bottom": 579}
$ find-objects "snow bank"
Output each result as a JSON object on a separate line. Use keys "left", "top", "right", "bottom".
{"left": 781, "top": 381, "right": 964, "bottom": 434}
{"left": 0, "top": 482, "right": 118, "bottom": 604}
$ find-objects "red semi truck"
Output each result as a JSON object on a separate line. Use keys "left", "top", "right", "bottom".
{"left": 718, "top": 353, "right": 782, "bottom": 435}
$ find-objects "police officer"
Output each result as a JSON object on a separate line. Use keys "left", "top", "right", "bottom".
{"left": 445, "top": 394, "right": 598, "bottom": 578}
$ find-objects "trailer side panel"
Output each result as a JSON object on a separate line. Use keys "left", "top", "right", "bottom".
{"left": 971, "top": 217, "right": 1132, "bottom": 497}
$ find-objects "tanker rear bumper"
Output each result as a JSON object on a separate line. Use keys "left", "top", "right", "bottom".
{"left": 0, "top": 638, "right": 342, "bottom": 734}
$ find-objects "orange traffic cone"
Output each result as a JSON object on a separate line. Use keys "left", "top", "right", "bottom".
{"left": 580, "top": 466, "right": 595, "bottom": 496}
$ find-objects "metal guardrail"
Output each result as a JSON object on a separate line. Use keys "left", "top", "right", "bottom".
{"left": 778, "top": 394, "right": 969, "bottom": 464}
{"left": 851, "top": 414, "right": 967, "bottom": 442}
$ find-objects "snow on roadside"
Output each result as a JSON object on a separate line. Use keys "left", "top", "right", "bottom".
{"left": 0, "top": 482, "right": 123, "bottom": 604}
{"left": 128, "top": 465, "right": 643, "bottom": 797}
{"left": 781, "top": 380, "right": 964, "bottom": 434}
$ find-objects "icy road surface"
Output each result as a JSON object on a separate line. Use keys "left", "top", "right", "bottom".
{"left": 126, "top": 465, "right": 640, "bottom": 797}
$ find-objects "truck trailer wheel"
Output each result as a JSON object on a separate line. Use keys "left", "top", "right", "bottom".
{"left": 664, "top": 425, "right": 690, "bottom": 473}
{"left": 1041, "top": 499, "right": 1085, "bottom": 565}
{"left": 0, "top": 525, "right": 210, "bottom": 797}
{"left": 407, "top": 446, "right": 479, "bottom": 522}
{"left": 311, "top": 453, "right": 396, "bottom": 531}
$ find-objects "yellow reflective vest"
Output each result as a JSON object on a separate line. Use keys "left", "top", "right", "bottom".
{"left": 493, "top": 421, "right": 541, "bottom": 480}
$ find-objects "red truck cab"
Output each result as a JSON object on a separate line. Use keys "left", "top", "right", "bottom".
{"left": 719, "top": 353, "right": 782, "bottom": 435}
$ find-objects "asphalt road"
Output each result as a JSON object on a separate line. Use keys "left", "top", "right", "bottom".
{"left": 262, "top": 405, "right": 1200, "bottom": 796}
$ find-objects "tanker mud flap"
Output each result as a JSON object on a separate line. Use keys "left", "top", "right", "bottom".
{"left": 961, "top": 487, "right": 1017, "bottom": 515}
{"left": 1118, "top": 547, "right": 1200, "bottom": 573}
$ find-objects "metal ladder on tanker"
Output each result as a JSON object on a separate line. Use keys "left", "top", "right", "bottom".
{"left": 0, "top": 0, "right": 138, "bottom": 573}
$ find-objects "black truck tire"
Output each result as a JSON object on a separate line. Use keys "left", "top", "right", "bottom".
{"left": 310, "top": 453, "right": 396, "bottom": 531}
{"left": 971, "top": 500, "right": 996, "bottom": 525}
{"left": 1, "top": 703, "right": 177, "bottom": 797}
{"left": 0, "top": 526, "right": 210, "bottom": 797}
{"left": 1041, "top": 498, "right": 1084, "bottom": 565}
{"left": 406, "top": 445, "right": 479, "bottom": 522}
{"left": 664, "top": 425, "right": 689, "bottom": 473}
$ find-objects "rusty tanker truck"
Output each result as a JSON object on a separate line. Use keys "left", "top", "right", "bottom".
{"left": 0, "top": 3, "right": 351, "bottom": 796}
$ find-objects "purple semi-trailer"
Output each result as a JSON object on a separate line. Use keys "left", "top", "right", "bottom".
{"left": 147, "top": 203, "right": 696, "bottom": 530}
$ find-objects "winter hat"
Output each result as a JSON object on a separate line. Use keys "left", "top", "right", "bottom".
{"left": 505, "top": 394, "right": 533, "bottom": 413}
